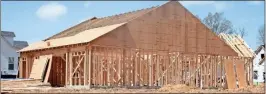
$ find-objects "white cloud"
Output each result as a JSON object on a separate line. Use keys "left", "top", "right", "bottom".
{"left": 213, "top": 2, "right": 227, "bottom": 12}
{"left": 84, "top": 1, "right": 91, "bottom": 8}
{"left": 248, "top": 1, "right": 263, "bottom": 5}
{"left": 36, "top": 2, "right": 67, "bottom": 21}
{"left": 179, "top": 1, "right": 228, "bottom": 12}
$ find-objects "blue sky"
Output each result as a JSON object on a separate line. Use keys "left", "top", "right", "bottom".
{"left": 1, "top": 1, "right": 264, "bottom": 50}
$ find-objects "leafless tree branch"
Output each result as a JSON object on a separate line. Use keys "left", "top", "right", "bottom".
{"left": 257, "top": 25, "right": 265, "bottom": 45}
{"left": 202, "top": 12, "right": 236, "bottom": 35}
{"left": 237, "top": 27, "right": 246, "bottom": 38}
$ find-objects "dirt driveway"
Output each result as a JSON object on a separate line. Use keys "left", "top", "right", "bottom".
{"left": 1, "top": 80, "right": 264, "bottom": 93}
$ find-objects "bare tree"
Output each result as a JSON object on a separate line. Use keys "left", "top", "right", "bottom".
{"left": 257, "top": 25, "right": 265, "bottom": 45}
{"left": 237, "top": 27, "right": 246, "bottom": 38}
{"left": 202, "top": 12, "right": 236, "bottom": 35}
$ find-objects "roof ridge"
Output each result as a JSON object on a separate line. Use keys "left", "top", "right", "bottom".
{"left": 97, "top": 5, "right": 158, "bottom": 20}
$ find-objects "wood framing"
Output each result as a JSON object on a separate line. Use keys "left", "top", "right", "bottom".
{"left": 18, "top": 1, "right": 253, "bottom": 89}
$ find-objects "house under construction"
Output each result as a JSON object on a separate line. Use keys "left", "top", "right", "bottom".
{"left": 18, "top": 1, "right": 253, "bottom": 89}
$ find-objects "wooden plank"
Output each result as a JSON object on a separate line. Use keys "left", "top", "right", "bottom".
{"left": 29, "top": 55, "right": 51, "bottom": 79}
{"left": 122, "top": 49, "right": 126, "bottom": 86}
{"left": 223, "top": 59, "right": 237, "bottom": 89}
{"left": 249, "top": 59, "right": 253, "bottom": 86}
{"left": 43, "top": 55, "right": 53, "bottom": 83}
{"left": 200, "top": 56, "right": 203, "bottom": 89}
{"left": 133, "top": 50, "right": 136, "bottom": 86}
{"left": 156, "top": 54, "right": 159, "bottom": 86}
{"left": 100, "top": 48, "right": 104, "bottom": 86}
{"left": 220, "top": 57, "right": 223, "bottom": 88}
{"left": 139, "top": 50, "right": 142, "bottom": 86}
{"left": 106, "top": 48, "right": 110, "bottom": 86}
{"left": 149, "top": 54, "right": 152, "bottom": 86}
{"left": 195, "top": 55, "right": 198, "bottom": 87}
{"left": 84, "top": 49, "right": 88, "bottom": 85}
{"left": 69, "top": 52, "right": 73, "bottom": 86}
{"left": 72, "top": 56, "right": 84, "bottom": 76}
{"left": 25, "top": 57, "right": 29, "bottom": 78}
{"left": 214, "top": 56, "right": 217, "bottom": 87}
{"left": 88, "top": 46, "right": 92, "bottom": 88}
{"left": 235, "top": 60, "right": 247, "bottom": 88}
{"left": 65, "top": 53, "right": 69, "bottom": 86}
{"left": 18, "top": 57, "right": 23, "bottom": 78}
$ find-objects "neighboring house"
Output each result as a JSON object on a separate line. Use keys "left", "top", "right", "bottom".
{"left": 1, "top": 31, "right": 28, "bottom": 77}
{"left": 253, "top": 45, "right": 265, "bottom": 84}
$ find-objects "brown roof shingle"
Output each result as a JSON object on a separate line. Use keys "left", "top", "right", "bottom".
{"left": 45, "top": 6, "right": 158, "bottom": 40}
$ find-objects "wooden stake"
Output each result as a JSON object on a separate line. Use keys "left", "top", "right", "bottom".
{"left": 149, "top": 53, "right": 152, "bottom": 86}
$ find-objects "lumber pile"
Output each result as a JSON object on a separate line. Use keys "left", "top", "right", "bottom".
{"left": 219, "top": 33, "right": 255, "bottom": 57}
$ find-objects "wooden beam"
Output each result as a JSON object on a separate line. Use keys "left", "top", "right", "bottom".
{"left": 72, "top": 56, "right": 84, "bottom": 76}
{"left": 65, "top": 52, "right": 69, "bottom": 86}
{"left": 25, "top": 57, "right": 29, "bottom": 78}
{"left": 18, "top": 57, "right": 23, "bottom": 78}
{"left": 84, "top": 49, "right": 88, "bottom": 85}
{"left": 88, "top": 46, "right": 92, "bottom": 88}
{"left": 70, "top": 46, "right": 86, "bottom": 52}
{"left": 157, "top": 53, "right": 179, "bottom": 82}
{"left": 148, "top": 54, "right": 152, "bottom": 86}
{"left": 122, "top": 49, "right": 126, "bottom": 86}
{"left": 69, "top": 52, "right": 73, "bottom": 86}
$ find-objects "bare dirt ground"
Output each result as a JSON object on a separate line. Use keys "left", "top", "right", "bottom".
{"left": 1, "top": 80, "right": 264, "bottom": 93}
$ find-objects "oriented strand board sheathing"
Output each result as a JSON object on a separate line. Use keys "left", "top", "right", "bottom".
{"left": 45, "top": 6, "right": 157, "bottom": 40}
{"left": 235, "top": 60, "right": 247, "bottom": 88}
{"left": 19, "top": 23, "right": 126, "bottom": 52}
{"left": 223, "top": 59, "right": 237, "bottom": 89}
{"left": 43, "top": 55, "right": 53, "bottom": 83}
{"left": 29, "top": 55, "right": 52, "bottom": 79}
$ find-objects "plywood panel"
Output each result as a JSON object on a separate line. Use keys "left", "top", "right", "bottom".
{"left": 197, "top": 38, "right": 206, "bottom": 53}
{"left": 235, "top": 60, "right": 247, "bottom": 88}
{"left": 197, "top": 25, "right": 206, "bottom": 39}
{"left": 223, "top": 59, "right": 237, "bottom": 89}
{"left": 187, "top": 47, "right": 196, "bottom": 53}
{"left": 29, "top": 55, "right": 52, "bottom": 79}
{"left": 43, "top": 55, "right": 53, "bottom": 83}
{"left": 187, "top": 38, "right": 196, "bottom": 47}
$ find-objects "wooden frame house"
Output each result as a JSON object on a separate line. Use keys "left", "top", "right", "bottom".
{"left": 18, "top": 1, "right": 253, "bottom": 89}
